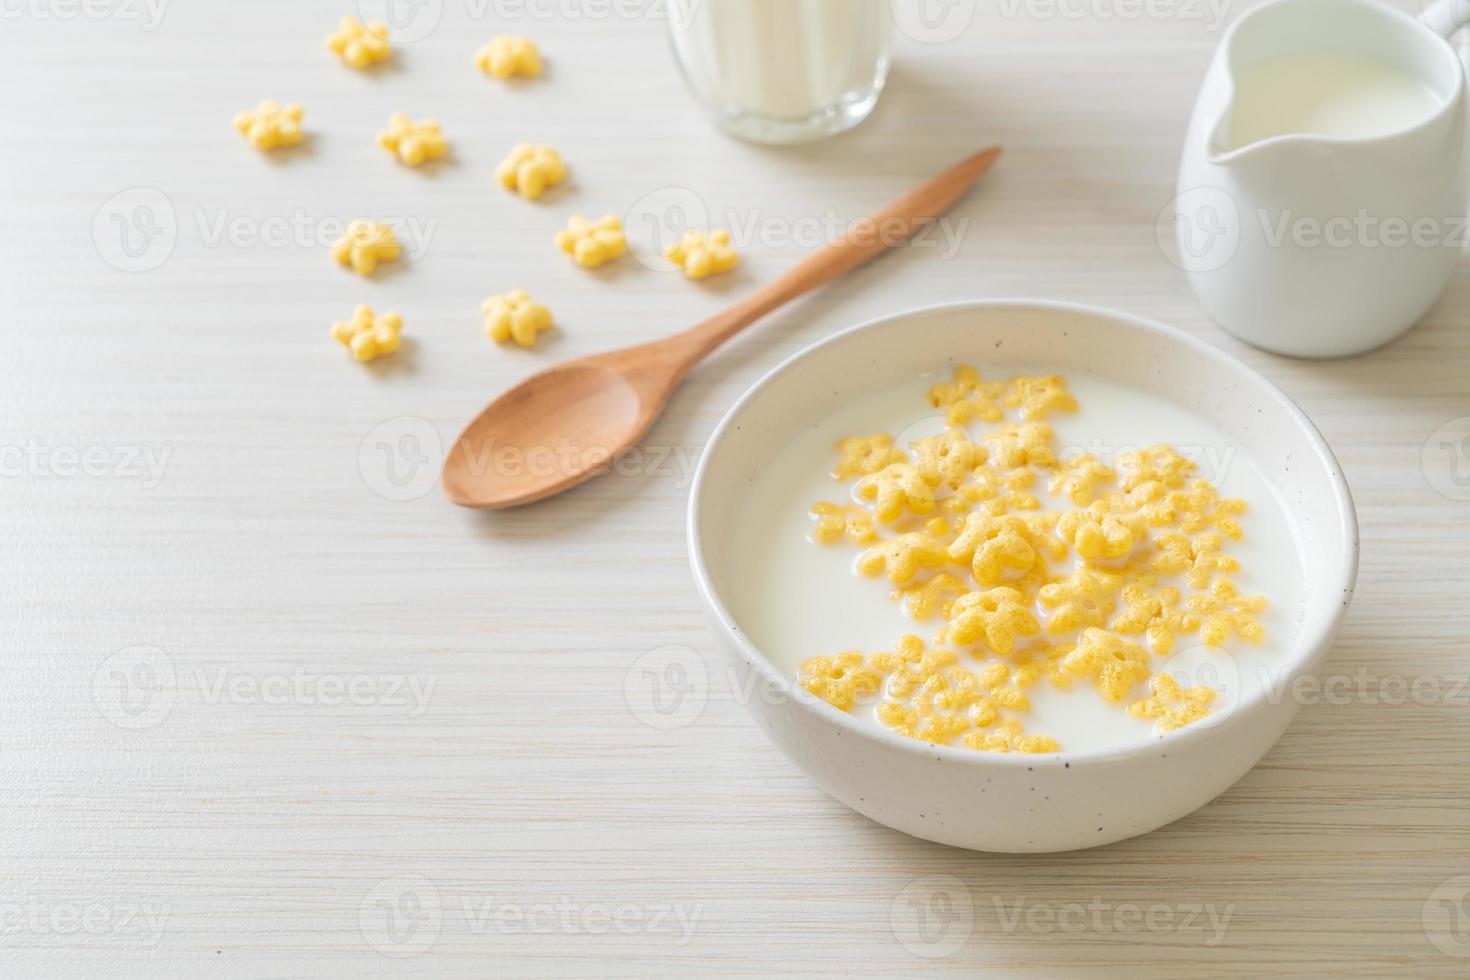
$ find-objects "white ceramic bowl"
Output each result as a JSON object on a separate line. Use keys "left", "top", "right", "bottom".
{"left": 688, "top": 300, "right": 1359, "bottom": 853}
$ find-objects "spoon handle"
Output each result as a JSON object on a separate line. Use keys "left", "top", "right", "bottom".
{"left": 674, "top": 146, "right": 1002, "bottom": 358}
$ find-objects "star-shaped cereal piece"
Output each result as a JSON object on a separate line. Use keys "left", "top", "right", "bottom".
{"left": 666, "top": 229, "right": 739, "bottom": 280}
{"left": 799, "top": 652, "right": 882, "bottom": 712}
{"left": 331, "top": 220, "right": 402, "bottom": 277}
{"left": 1151, "top": 530, "right": 1238, "bottom": 589}
{"left": 868, "top": 633, "right": 931, "bottom": 676}
{"left": 1010, "top": 643, "right": 1073, "bottom": 690}
{"left": 496, "top": 143, "right": 567, "bottom": 200}
{"left": 833, "top": 434, "right": 905, "bottom": 480}
{"left": 808, "top": 502, "right": 878, "bottom": 546}
{"left": 985, "top": 421, "right": 1057, "bottom": 469}
{"left": 1050, "top": 454, "right": 1116, "bottom": 506}
{"left": 1060, "top": 628, "right": 1151, "bottom": 702}
{"left": 854, "top": 462, "right": 937, "bottom": 524}
{"left": 378, "top": 114, "right": 448, "bottom": 167}
{"left": 1173, "top": 479, "right": 1248, "bottom": 539}
{"left": 325, "top": 16, "right": 391, "bottom": 70}
{"left": 482, "top": 290, "right": 553, "bottom": 349}
{"left": 1038, "top": 568, "right": 1122, "bottom": 634}
{"left": 232, "top": 100, "right": 304, "bottom": 151}
{"left": 962, "top": 717, "right": 1060, "bottom": 754}
{"left": 941, "top": 465, "right": 1040, "bottom": 520}
{"left": 927, "top": 365, "right": 1005, "bottom": 426}
{"left": 331, "top": 305, "right": 403, "bottom": 363}
{"left": 856, "top": 532, "right": 947, "bottom": 584}
{"left": 474, "top": 36, "right": 542, "bottom": 79}
{"left": 941, "top": 587, "right": 1040, "bottom": 655}
{"left": 1116, "top": 444, "right": 1196, "bottom": 492}
{"left": 1129, "top": 672, "right": 1216, "bottom": 732}
{"left": 1187, "top": 579, "right": 1267, "bottom": 646}
{"left": 948, "top": 512, "right": 1063, "bottom": 585}
{"left": 555, "top": 214, "right": 627, "bottom": 268}
{"left": 1110, "top": 578, "right": 1199, "bottom": 655}
{"left": 1004, "top": 374, "right": 1078, "bottom": 421}
{"left": 897, "top": 572, "right": 968, "bottom": 620}
{"left": 1057, "top": 500, "right": 1145, "bottom": 562}
{"left": 911, "top": 428, "right": 983, "bottom": 492}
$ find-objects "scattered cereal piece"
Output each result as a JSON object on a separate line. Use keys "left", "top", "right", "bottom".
{"left": 555, "top": 214, "right": 627, "bottom": 269}
{"left": 1117, "top": 444, "right": 1196, "bottom": 492}
{"left": 666, "top": 229, "right": 739, "bottom": 280}
{"left": 799, "top": 652, "right": 881, "bottom": 712}
{"left": 496, "top": 143, "right": 567, "bottom": 200}
{"left": 962, "top": 717, "right": 1060, "bottom": 754}
{"left": 856, "top": 533, "right": 947, "bottom": 584}
{"left": 809, "top": 502, "right": 878, "bottom": 546}
{"left": 232, "top": 100, "right": 304, "bottom": 151}
{"left": 1151, "top": 530, "right": 1238, "bottom": 589}
{"left": 985, "top": 421, "right": 1058, "bottom": 469}
{"left": 854, "top": 462, "right": 937, "bottom": 524}
{"left": 928, "top": 365, "right": 1005, "bottom": 426}
{"left": 1061, "top": 628, "right": 1151, "bottom": 702}
{"left": 1110, "top": 580, "right": 1199, "bottom": 655}
{"left": 325, "top": 16, "right": 391, "bottom": 70}
{"left": 834, "top": 434, "right": 905, "bottom": 480}
{"left": 1004, "top": 374, "right": 1079, "bottom": 420}
{"left": 482, "top": 290, "right": 553, "bottom": 349}
{"left": 474, "top": 35, "right": 543, "bottom": 78}
{"left": 948, "top": 512, "right": 1063, "bottom": 585}
{"left": 1129, "top": 673, "right": 1216, "bottom": 732}
{"left": 331, "top": 305, "right": 403, "bottom": 363}
{"left": 1187, "top": 579, "right": 1267, "bottom": 646}
{"left": 911, "top": 428, "right": 982, "bottom": 491}
{"left": 331, "top": 220, "right": 402, "bottom": 277}
{"left": 898, "top": 572, "right": 968, "bottom": 621}
{"left": 1057, "top": 500, "right": 1144, "bottom": 562}
{"left": 1039, "top": 568, "right": 1122, "bottom": 634}
{"left": 942, "top": 587, "right": 1040, "bottom": 655}
{"left": 378, "top": 114, "right": 448, "bottom": 167}
{"left": 1050, "top": 454, "right": 1116, "bottom": 506}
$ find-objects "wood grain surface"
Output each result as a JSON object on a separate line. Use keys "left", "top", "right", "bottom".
{"left": 1, "top": 1, "right": 1467, "bottom": 976}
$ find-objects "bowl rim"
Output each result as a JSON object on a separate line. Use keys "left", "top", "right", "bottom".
{"left": 686, "top": 298, "right": 1360, "bottom": 768}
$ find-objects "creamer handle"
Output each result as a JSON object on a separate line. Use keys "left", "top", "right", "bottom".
{"left": 1424, "top": 0, "right": 1470, "bottom": 39}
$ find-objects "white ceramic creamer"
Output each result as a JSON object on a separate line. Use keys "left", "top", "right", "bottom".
{"left": 1173, "top": 0, "right": 1470, "bottom": 358}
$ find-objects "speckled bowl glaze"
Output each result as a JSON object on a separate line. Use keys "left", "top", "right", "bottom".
{"left": 688, "top": 300, "right": 1359, "bottom": 853}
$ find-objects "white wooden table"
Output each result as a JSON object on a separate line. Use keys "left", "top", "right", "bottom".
{"left": 3, "top": 1, "right": 1468, "bottom": 976}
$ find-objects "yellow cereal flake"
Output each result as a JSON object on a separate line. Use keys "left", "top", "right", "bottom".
{"left": 325, "top": 16, "right": 391, "bottom": 70}
{"left": 1187, "top": 579, "right": 1267, "bottom": 646}
{"left": 666, "top": 229, "right": 739, "bottom": 280}
{"left": 948, "top": 512, "right": 1063, "bottom": 585}
{"left": 898, "top": 572, "right": 968, "bottom": 621}
{"left": 1129, "top": 673, "right": 1216, "bottom": 732}
{"left": 911, "top": 428, "right": 982, "bottom": 491}
{"left": 1174, "top": 479, "right": 1248, "bottom": 539}
{"left": 856, "top": 533, "right": 947, "bottom": 584}
{"left": 1117, "top": 444, "right": 1196, "bottom": 492}
{"left": 233, "top": 100, "right": 304, "bottom": 151}
{"left": 962, "top": 717, "right": 1060, "bottom": 754}
{"left": 483, "top": 290, "right": 553, "bottom": 349}
{"left": 1061, "top": 628, "right": 1152, "bottom": 702}
{"left": 1057, "top": 500, "right": 1144, "bottom": 562}
{"left": 1110, "top": 580, "right": 1199, "bottom": 655}
{"left": 1050, "top": 454, "right": 1116, "bottom": 506}
{"left": 855, "top": 462, "right": 936, "bottom": 524}
{"left": 331, "top": 305, "right": 402, "bottom": 363}
{"left": 1004, "top": 374, "right": 1078, "bottom": 421}
{"left": 833, "top": 434, "right": 905, "bottom": 480}
{"left": 1151, "top": 530, "right": 1238, "bottom": 589}
{"left": 1010, "top": 644, "right": 1073, "bottom": 690}
{"left": 809, "top": 502, "right": 878, "bottom": 546}
{"left": 1039, "top": 568, "right": 1121, "bottom": 634}
{"left": 378, "top": 114, "right": 448, "bottom": 167}
{"left": 985, "top": 422, "right": 1057, "bottom": 469}
{"left": 928, "top": 365, "right": 1005, "bottom": 426}
{"left": 800, "top": 652, "right": 882, "bottom": 712}
{"left": 331, "top": 220, "right": 401, "bottom": 277}
{"left": 497, "top": 143, "right": 567, "bottom": 200}
{"left": 942, "top": 587, "right": 1040, "bottom": 655}
{"left": 474, "top": 36, "right": 542, "bottom": 79}
{"left": 555, "top": 214, "right": 627, "bottom": 269}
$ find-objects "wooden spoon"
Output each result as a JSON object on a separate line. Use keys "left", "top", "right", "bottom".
{"left": 443, "top": 146, "right": 1002, "bottom": 509}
